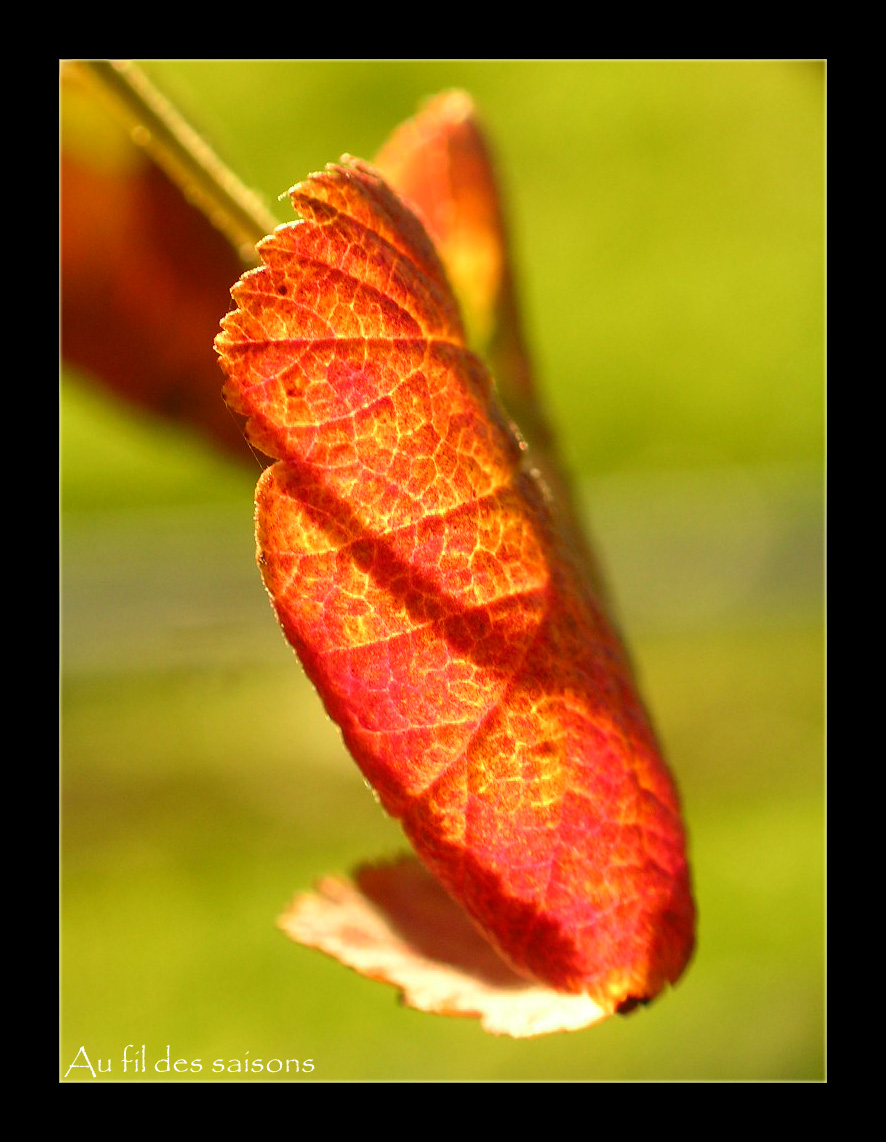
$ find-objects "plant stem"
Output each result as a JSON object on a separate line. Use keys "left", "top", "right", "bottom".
{"left": 72, "top": 59, "right": 281, "bottom": 261}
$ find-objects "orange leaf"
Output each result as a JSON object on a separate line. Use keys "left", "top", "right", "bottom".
{"left": 216, "top": 158, "right": 694, "bottom": 1021}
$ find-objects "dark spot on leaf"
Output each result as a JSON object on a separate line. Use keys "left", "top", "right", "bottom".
{"left": 616, "top": 994, "right": 652, "bottom": 1015}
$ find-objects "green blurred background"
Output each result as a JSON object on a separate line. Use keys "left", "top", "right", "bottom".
{"left": 61, "top": 60, "right": 825, "bottom": 1081}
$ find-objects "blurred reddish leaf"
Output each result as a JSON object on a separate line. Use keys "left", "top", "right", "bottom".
{"left": 216, "top": 159, "right": 695, "bottom": 1027}
{"left": 375, "top": 91, "right": 541, "bottom": 439}
{"left": 60, "top": 67, "right": 255, "bottom": 460}
{"left": 376, "top": 92, "right": 607, "bottom": 599}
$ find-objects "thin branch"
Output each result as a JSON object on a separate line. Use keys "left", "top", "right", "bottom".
{"left": 71, "top": 60, "right": 281, "bottom": 262}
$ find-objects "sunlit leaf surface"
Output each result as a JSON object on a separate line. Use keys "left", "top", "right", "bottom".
{"left": 215, "top": 159, "right": 695, "bottom": 1030}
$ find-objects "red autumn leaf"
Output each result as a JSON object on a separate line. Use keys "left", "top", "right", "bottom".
{"left": 215, "top": 157, "right": 695, "bottom": 1025}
